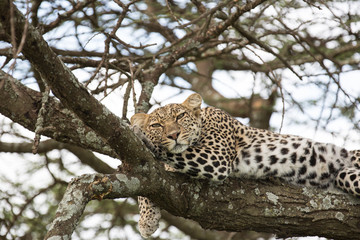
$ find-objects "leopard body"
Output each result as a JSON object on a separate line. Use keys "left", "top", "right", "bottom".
{"left": 130, "top": 93, "right": 360, "bottom": 237}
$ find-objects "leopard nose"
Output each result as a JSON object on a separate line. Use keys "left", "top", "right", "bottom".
{"left": 167, "top": 132, "right": 180, "bottom": 140}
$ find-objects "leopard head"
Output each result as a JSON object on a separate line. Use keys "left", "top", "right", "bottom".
{"left": 131, "top": 93, "right": 202, "bottom": 154}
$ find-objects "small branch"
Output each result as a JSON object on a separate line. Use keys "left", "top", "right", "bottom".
{"left": 8, "top": 0, "right": 30, "bottom": 72}
{"left": 43, "top": 0, "right": 95, "bottom": 33}
{"left": 44, "top": 174, "right": 95, "bottom": 239}
{"left": 215, "top": 11, "right": 303, "bottom": 81}
{"left": 0, "top": 139, "right": 115, "bottom": 174}
{"left": 32, "top": 83, "right": 50, "bottom": 154}
{"left": 178, "top": 0, "right": 231, "bottom": 29}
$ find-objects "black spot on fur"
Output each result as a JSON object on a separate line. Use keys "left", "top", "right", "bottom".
{"left": 328, "top": 163, "right": 336, "bottom": 174}
{"left": 188, "top": 161, "right": 198, "bottom": 167}
{"left": 268, "top": 145, "right": 277, "bottom": 151}
{"left": 283, "top": 170, "right": 295, "bottom": 178}
{"left": 297, "top": 179, "right": 306, "bottom": 185}
{"left": 175, "top": 163, "right": 185, "bottom": 169}
{"left": 204, "top": 165, "right": 214, "bottom": 172}
{"left": 304, "top": 148, "right": 310, "bottom": 155}
{"left": 318, "top": 146, "right": 326, "bottom": 153}
{"left": 339, "top": 172, "right": 346, "bottom": 180}
{"left": 307, "top": 172, "right": 317, "bottom": 179}
{"left": 309, "top": 181, "right": 319, "bottom": 186}
{"left": 292, "top": 143, "right": 300, "bottom": 149}
{"left": 298, "top": 165, "right": 307, "bottom": 175}
{"left": 269, "top": 155, "right": 279, "bottom": 165}
{"left": 332, "top": 147, "right": 336, "bottom": 155}
{"left": 338, "top": 180, "right": 344, "bottom": 187}
{"left": 196, "top": 157, "right": 207, "bottom": 164}
{"left": 350, "top": 174, "right": 357, "bottom": 181}
{"left": 319, "top": 155, "right": 326, "bottom": 163}
{"left": 218, "top": 175, "right": 226, "bottom": 181}
{"left": 213, "top": 161, "right": 220, "bottom": 167}
{"left": 203, "top": 173, "right": 213, "bottom": 179}
{"left": 242, "top": 151, "right": 250, "bottom": 158}
{"left": 281, "top": 148, "right": 289, "bottom": 155}
{"left": 267, "top": 169, "right": 278, "bottom": 177}
{"left": 291, "top": 152, "right": 297, "bottom": 164}
{"left": 320, "top": 172, "right": 330, "bottom": 180}
{"left": 340, "top": 148, "right": 348, "bottom": 158}
{"left": 310, "top": 148, "right": 317, "bottom": 166}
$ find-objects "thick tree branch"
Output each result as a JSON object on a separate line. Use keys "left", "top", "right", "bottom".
{"left": 0, "top": 70, "right": 115, "bottom": 158}
{"left": 45, "top": 168, "right": 360, "bottom": 240}
{"left": 161, "top": 211, "right": 273, "bottom": 240}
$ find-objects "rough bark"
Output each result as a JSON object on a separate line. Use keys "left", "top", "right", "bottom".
{"left": 0, "top": 70, "right": 116, "bottom": 158}
{"left": 45, "top": 168, "right": 360, "bottom": 240}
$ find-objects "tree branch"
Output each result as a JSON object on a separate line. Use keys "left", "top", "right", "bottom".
{"left": 0, "top": 139, "right": 114, "bottom": 174}
{"left": 0, "top": 1, "right": 148, "bottom": 166}
{"left": 0, "top": 70, "right": 115, "bottom": 158}
{"left": 45, "top": 168, "right": 360, "bottom": 240}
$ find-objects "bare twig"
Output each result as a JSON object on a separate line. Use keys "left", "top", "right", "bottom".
{"left": 32, "top": 83, "right": 50, "bottom": 154}
{"left": 8, "top": 0, "right": 30, "bottom": 72}
{"left": 122, "top": 60, "right": 134, "bottom": 119}
{"left": 244, "top": 46, "right": 285, "bottom": 133}
{"left": 178, "top": 0, "right": 232, "bottom": 29}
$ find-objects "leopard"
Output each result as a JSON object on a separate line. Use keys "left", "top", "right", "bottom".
{"left": 130, "top": 93, "right": 360, "bottom": 238}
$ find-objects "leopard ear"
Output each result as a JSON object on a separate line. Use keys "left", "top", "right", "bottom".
{"left": 130, "top": 113, "right": 149, "bottom": 128}
{"left": 182, "top": 93, "right": 202, "bottom": 116}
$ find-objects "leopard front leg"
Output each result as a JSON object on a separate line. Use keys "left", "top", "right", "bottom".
{"left": 131, "top": 125, "right": 163, "bottom": 237}
{"left": 138, "top": 196, "right": 161, "bottom": 238}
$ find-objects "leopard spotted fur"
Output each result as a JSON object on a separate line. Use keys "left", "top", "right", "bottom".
{"left": 131, "top": 93, "right": 360, "bottom": 238}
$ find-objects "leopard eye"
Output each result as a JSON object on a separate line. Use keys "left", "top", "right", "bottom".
{"left": 150, "top": 123, "right": 162, "bottom": 128}
{"left": 176, "top": 112, "right": 185, "bottom": 121}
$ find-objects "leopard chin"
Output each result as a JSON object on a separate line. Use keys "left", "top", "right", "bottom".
{"left": 169, "top": 144, "right": 189, "bottom": 154}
